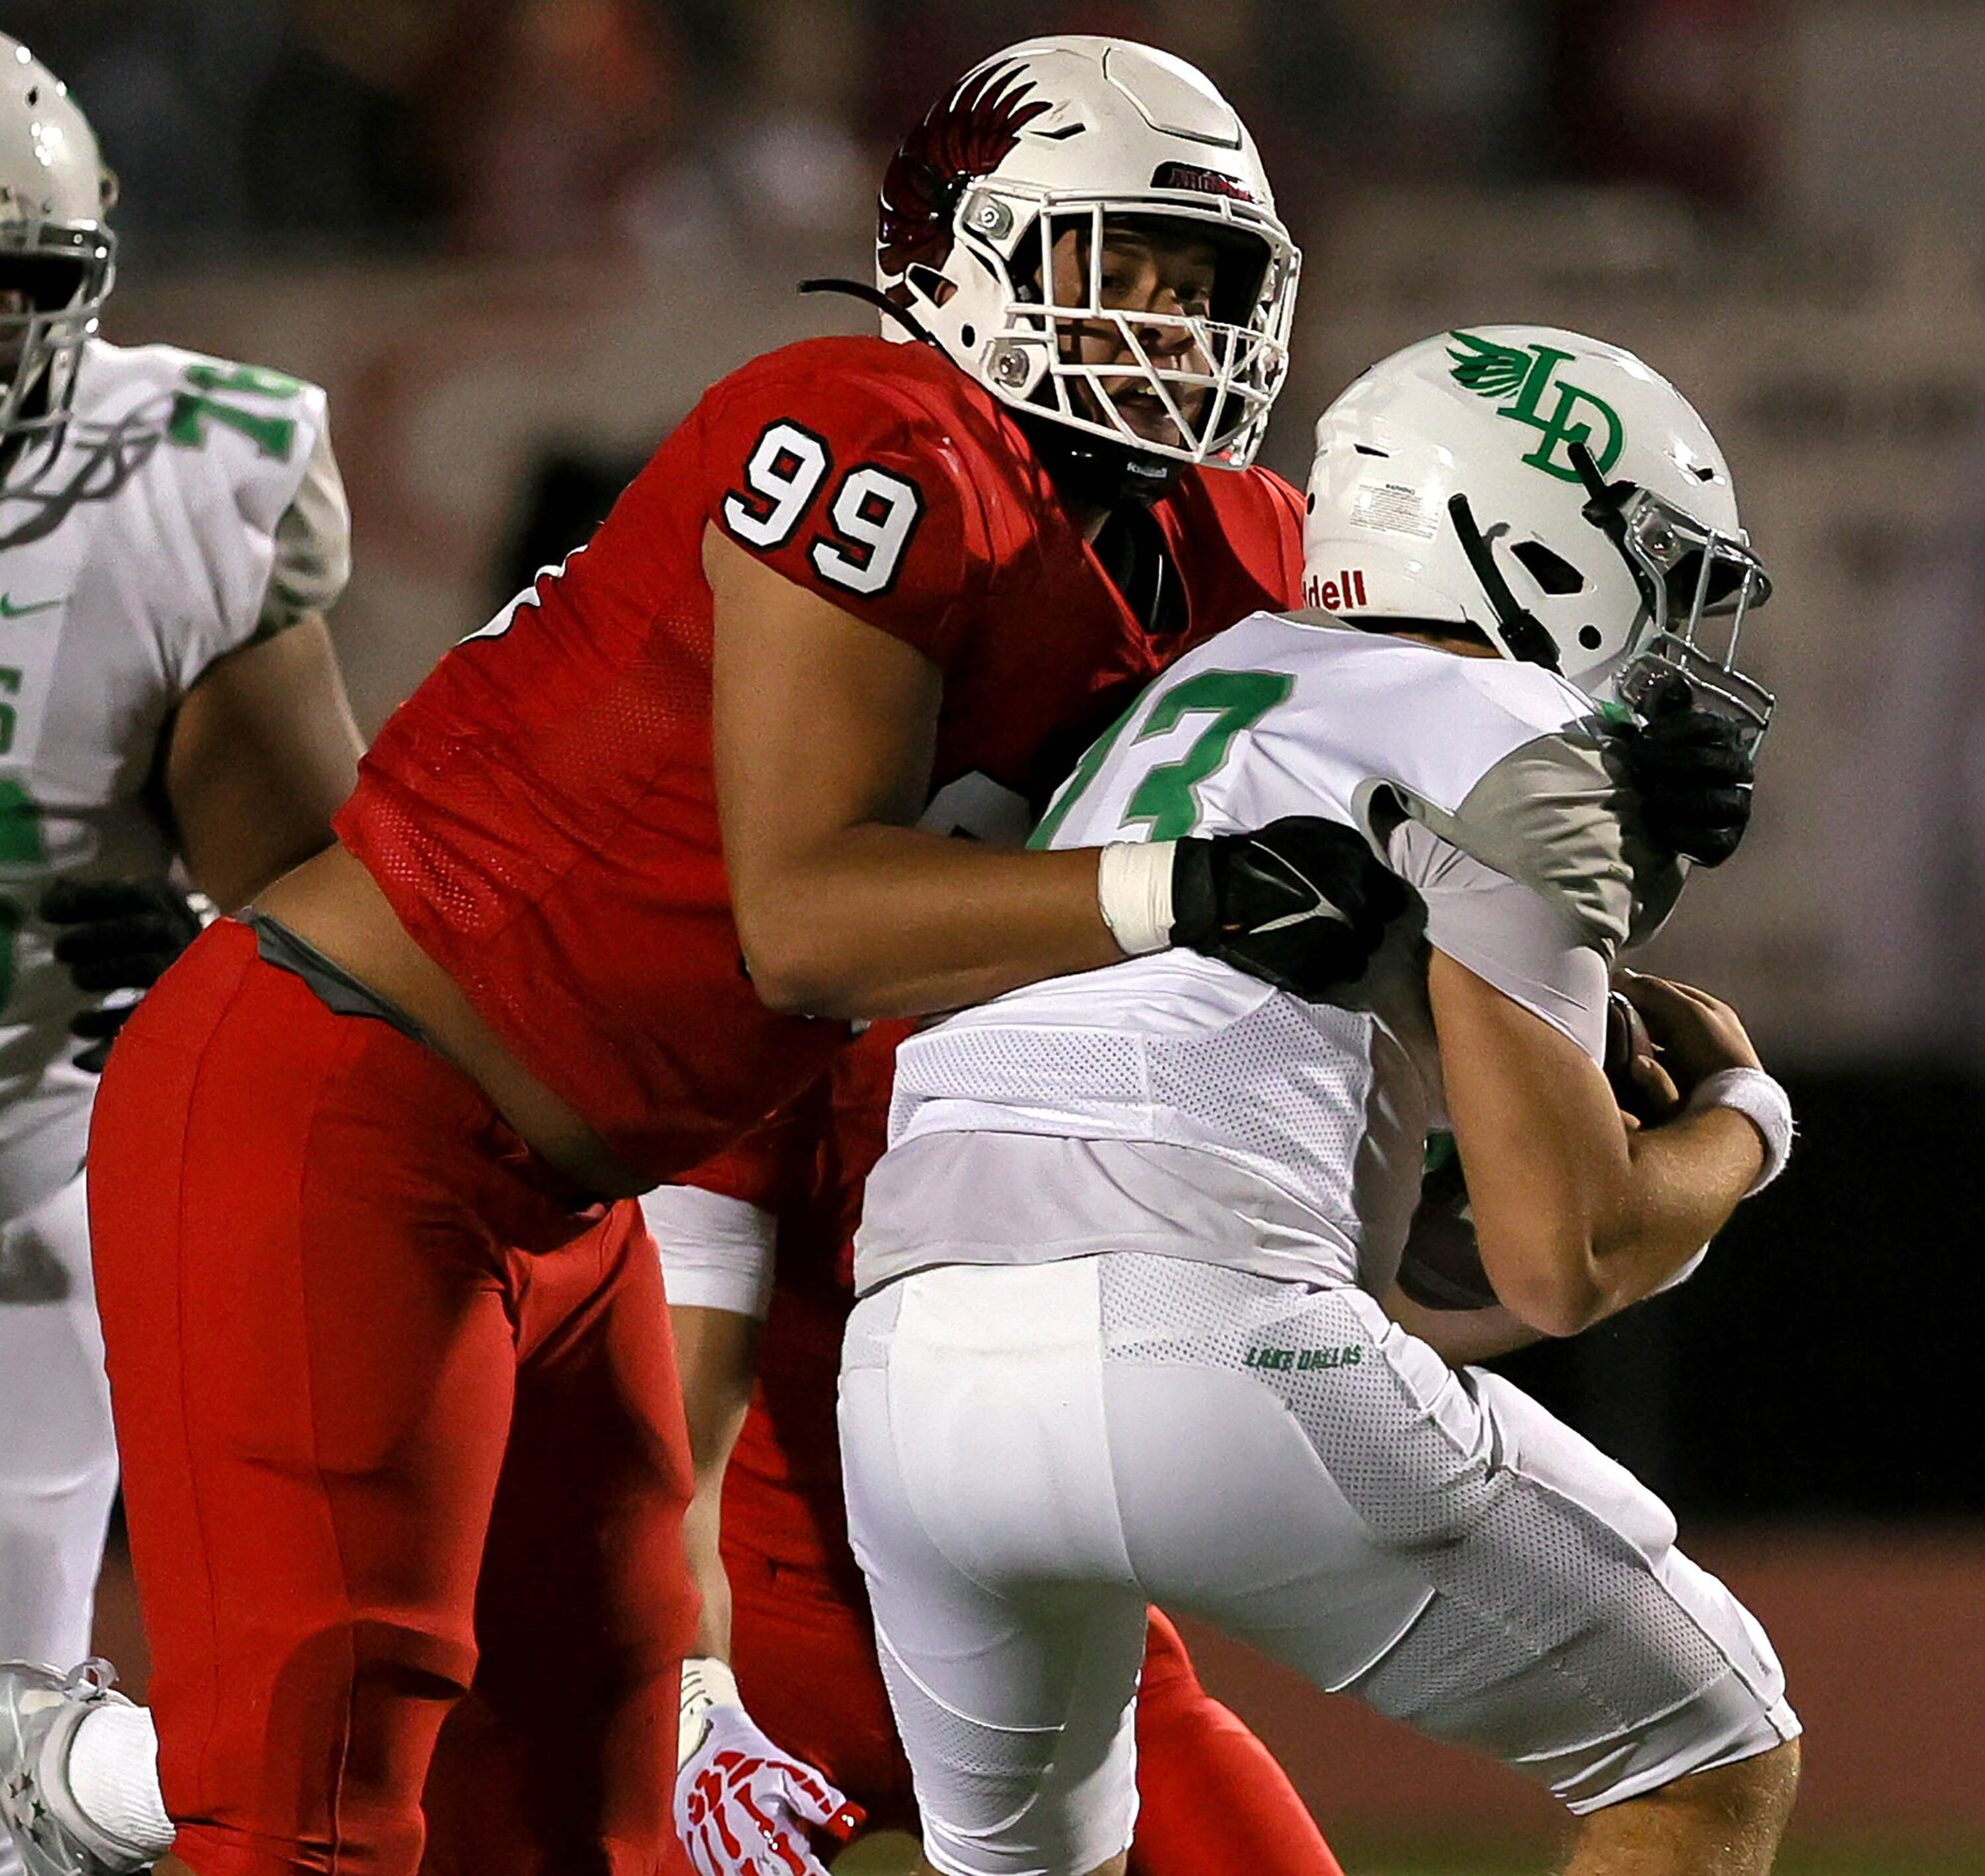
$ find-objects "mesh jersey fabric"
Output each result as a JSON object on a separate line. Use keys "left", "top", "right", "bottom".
{"left": 875, "top": 617, "right": 1646, "bottom": 1294}
{"left": 337, "top": 334, "right": 1304, "bottom": 1185}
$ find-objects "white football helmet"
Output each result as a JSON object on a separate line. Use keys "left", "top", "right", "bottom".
{"left": 0, "top": 36, "right": 116, "bottom": 461}
{"left": 1304, "top": 327, "right": 1773, "bottom": 739}
{"left": 874, "top": 37, "right": 1299, "bottom": 478}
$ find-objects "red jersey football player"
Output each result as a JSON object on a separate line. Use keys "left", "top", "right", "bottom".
{"left": 67, "top": 35, "right": 1408, "bottom": 1876}
{"left": 650, "top": 1021, "right": 1348, "bottom": 1876}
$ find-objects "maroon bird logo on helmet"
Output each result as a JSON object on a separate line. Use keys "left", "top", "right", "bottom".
{"left": 877, "top": 62, "right": 1050, "bottom": 305}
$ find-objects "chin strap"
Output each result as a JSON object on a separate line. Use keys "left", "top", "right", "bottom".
{"left": 798, "top": 278, "right": 937, "bottom": 347}
{"left": 1446, "top": 491, "right": 1561, "bottom": 671}
{"left": 1014, "top": 409, "right": 1182, "bottom": 511}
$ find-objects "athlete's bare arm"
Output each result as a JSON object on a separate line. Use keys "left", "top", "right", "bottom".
{"left": 165, "top": 614, "right": 364, "bottom": 911}
{"left": 1380, "top": 1287, "right": 1542, "bottom": 1366}
{"left": 1430, "top": 952, "right": 1764, "bottom": 1339}
{"left": 670, "top": 1302, "right": 762, "bottom": 1658}
{"left": 708, "top": 529, "right": 1120, "bottom": 1020}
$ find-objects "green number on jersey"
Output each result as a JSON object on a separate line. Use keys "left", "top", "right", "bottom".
{"left": 1029, "top": 668, "right": 1294, "bottom": 848}
{"left": 168, "top": 361, "right": 304, "bottom": 461}
{"left": 0, "top": 778, "right": 47, "bottom": 1014}
{"left": 1120, "top": 669, "right": 1294, "bottom": 840}
{"left": 1027, "top": 695, "right": 1144, "bottom": 851}
{"left": 0, "top": 664, "right": 20, "bottom": 757}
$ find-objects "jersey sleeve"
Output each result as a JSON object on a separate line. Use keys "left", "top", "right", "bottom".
{"left": 257, "top": 415, "right": 353, "bottom": 637}
{"left": 162, "top": 359, "right": 344, "bottom": 694}
{"left": 1388, "top": 817, "right": 1611, "bottom": 1063}
{"left": 1375, "top": 723, "right": 1685, "bottom": 955}
{"left": 700, "top": 365, "right": 993, "bottom": 667}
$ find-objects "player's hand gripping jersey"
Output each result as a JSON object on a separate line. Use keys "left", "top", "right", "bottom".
{"left": 338, "top": 335, "right": 1302, "bottom": 1184}
{"left": 862, "top": 609, "right": 1682, "bottom": 1300}
{"left": 0, "top": 338, "right": 344, "bottom": 1217}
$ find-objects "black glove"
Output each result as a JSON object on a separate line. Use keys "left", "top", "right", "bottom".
{"left": 1610, "top": 673, "right": 1754, "bottom": 867}
{"left": 40, "top": 877, "right": 205, "bottom": 1072}
{"left": 1171, "top": 816, "right": 1408, "bottom": 1000}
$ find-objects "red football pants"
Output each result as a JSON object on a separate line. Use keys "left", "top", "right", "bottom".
{"left": 89, "top": 920, "right": 697, "bottom": 1876}
{"left": 725, "top": 1540, "right": 1342, "bottom": 1874}
{"left": 1133, "top": 1610, "right": 1345, "bottom": 1876}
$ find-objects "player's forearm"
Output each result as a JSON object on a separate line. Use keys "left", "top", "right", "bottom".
{"left": 1593, "top": 1105, "right": 1762, "bottom": 1305}
{"left": 683, "top": 1489, "right": 733, "bottom": 1658}
{"left": 1381, "top": 1286, "right": 1544, "bottom": 1365}
{"left": 1434, "top": 952, "right": 1758, "bottom": 1338}
{"left": 733, "top": 828, "right": 1120, "bottom": 1019}
{"left": 1511, "top": 1106, "right": 1760, "bottom": 1334}
{"left": 669, "top": 1304, "right": 761, "bottom": 1658}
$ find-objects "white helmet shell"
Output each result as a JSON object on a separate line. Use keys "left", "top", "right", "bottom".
{"left": 1304, "top": 327, "right": 1771, "bottom": 731}
{"left": 0, "top": 35, "right": 117, "bottom": 465}
{"left": 875, "top": 37, "right": 1299, "bottom": 472}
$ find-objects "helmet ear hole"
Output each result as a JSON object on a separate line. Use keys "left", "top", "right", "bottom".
{"left": 1578, "top": 625, "right": 1603, "bottom": 650}
{"left": 1510, "top": 538, "right": 1586, "bottom": 596}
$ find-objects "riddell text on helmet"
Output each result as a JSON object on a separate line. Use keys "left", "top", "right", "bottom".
{"left": 1305, "top": 567, "right": 1368, "bottom": 611}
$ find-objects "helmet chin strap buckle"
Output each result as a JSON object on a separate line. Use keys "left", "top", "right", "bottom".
{"left": 1446, "top": 491, "right": 1561, "bottom": 671}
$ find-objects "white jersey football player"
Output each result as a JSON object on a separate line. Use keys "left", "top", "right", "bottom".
{"left": 0, "top": 38, "right": 363, "bottom": 1876}
{"left": 837, "top": 330, "right": 1802, "bottom": 1876}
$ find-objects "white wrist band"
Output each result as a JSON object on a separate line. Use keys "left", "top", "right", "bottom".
{"left": 1650, "top": 1242, "right": 1711, "bottom": 1296}
{"left": 1686, "top": 1067, "right": 1794, "bottom": 1197}
{"left": 1097, "top": 841, "right": 1176, "bottom": 957}
{"left": 678, "top": 1654, "right": 741, "bottom": 1766}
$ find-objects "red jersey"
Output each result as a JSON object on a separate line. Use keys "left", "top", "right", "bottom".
{"left": 338, "top": 334, "right": 1303, "bottom": 1183}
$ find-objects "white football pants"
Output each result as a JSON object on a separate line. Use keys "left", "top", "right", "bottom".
{"left": 839, "top": 1254, "right": 1798, "bottom": 1876}
{"left": 0, "top": 1164, "right": 118, "bottom": 1665}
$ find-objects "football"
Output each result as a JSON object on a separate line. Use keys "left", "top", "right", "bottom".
{"left": 1395, "top": 1139, "right": 1499, "bottom": 1312}
{"left": 1604, "top": 987, "right": 1665, "bottom": 1121}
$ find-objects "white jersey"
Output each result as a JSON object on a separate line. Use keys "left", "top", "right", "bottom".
{"left": 857, "top": 611, "right": 1680, "bottom": 1297}
{"left": 0, "top": 338, "right": 349, "bottom": 1218}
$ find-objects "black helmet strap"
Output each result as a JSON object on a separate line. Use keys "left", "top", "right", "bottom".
{"left": 1447, "top": 491, "right": 1561, "bottom": 672}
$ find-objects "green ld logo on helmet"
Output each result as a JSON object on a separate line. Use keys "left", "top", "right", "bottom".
{"left": 1447, "top": 332, "right": 1623, "bottom": 483}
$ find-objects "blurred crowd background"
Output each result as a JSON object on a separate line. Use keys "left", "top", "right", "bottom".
{"left": 21, "top": 0, "right": 1983, "bottom": 1863}
{"left": 3, "top": 0, "right": 1813, "bottom": 260}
